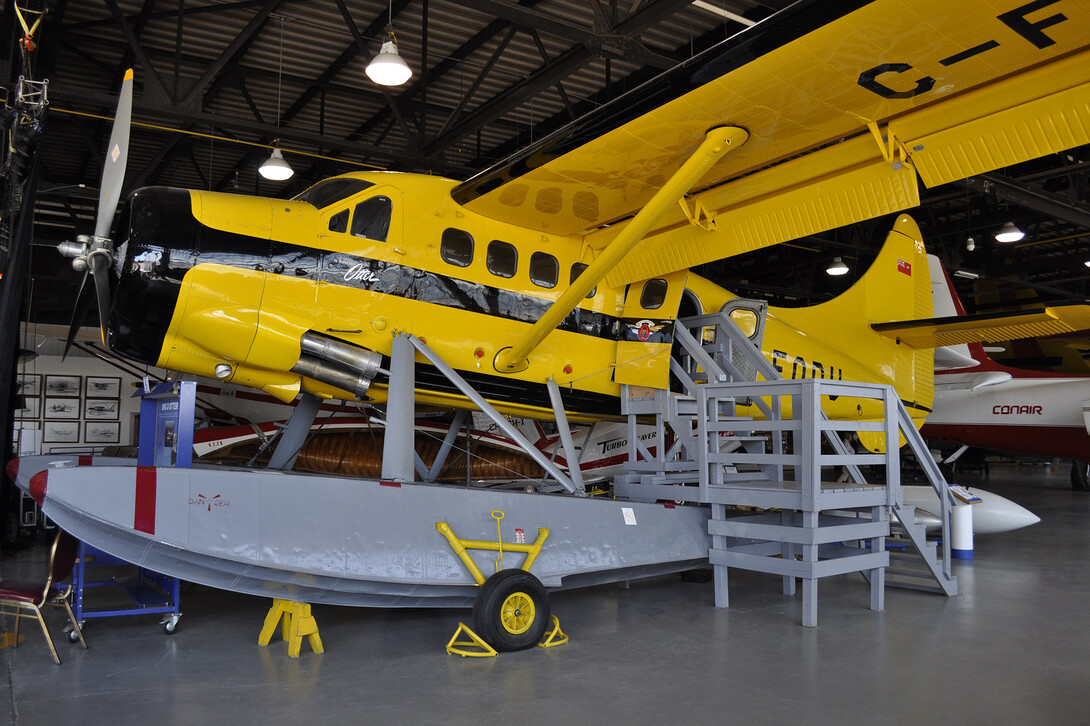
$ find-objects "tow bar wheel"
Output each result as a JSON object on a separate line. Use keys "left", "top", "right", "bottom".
{"left": 473, "top": 569, "right": 550, "bottom": 652}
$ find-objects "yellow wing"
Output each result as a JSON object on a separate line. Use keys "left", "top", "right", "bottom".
{"left": 454, "top": 0, "right": 1090, "bottom": 283}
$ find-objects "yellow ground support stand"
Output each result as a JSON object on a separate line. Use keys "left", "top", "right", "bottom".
{"left": 435, "top": 510, "right": 549, "bottom": 585}
{"left": 258, "top": 599, "right": 324, "bottom": 657}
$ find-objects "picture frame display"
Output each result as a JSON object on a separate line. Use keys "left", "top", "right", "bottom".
{"left": 84, "top": 399, "right": 120, "bottom": 420}
{"left": 16, "top": 373, "right": 41, "bottom": 397}
{"left": 44, "top": 397, "right": 81, "bottom": 419}
{"left": 43, "top": 421, "right": 79, "bottom": 443}
{"left": 15, "top": 397, "right": 40, "bottom": 419}
{"left": 84, "top": 421, "right": 120, "bottom": 444}
{"left": 85, "top": 376, "right": 121, "bottom": 399}
{"left": 45, "top": 375, "right": 81, "bottom": 398}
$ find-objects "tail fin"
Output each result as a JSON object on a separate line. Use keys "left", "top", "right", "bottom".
{"left": 927, "top": 254, "right": 986, "bottom": 370}
{"left": 770, "top": 213, "right": 934, "bottom": 415}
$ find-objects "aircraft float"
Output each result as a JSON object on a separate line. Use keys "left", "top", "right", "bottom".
{"left": 21, "top": 0, "right": 1090, "bottom": 646}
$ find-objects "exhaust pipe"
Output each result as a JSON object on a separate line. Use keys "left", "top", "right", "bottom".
{"left": 291, "top": 332, "right": 383, "bottom": 398}
{"left": 300, "top": 332, "right": 382, "bottom": 379}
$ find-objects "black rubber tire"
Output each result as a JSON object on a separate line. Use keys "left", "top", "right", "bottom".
{"left": 66, "top": 627, "right": 82, "bottom": 644}
{"left": 162, "top": 620, "right": 178, "bottom": 634}
{"left": 473, "top": 569, "right": 550, "bottom": 652}
{"left": 1070, "top": 461, "right": 1090, "bottom": 492}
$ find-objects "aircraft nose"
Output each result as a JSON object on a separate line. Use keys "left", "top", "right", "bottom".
{"left": 971, "top": 490, "right": 1041, "bottom": 535}
{"left": 987, "top": 502, "right": 1041, "bottom": 533}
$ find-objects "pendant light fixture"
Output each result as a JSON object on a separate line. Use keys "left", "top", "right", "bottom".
{"left": 260, "top": 19, "right": 293, "bottom": 181}
{"left": 366, "top": 1, "right": 412, "bottom": 86}
{"left": 259, "top": 146, "right": 293, "bottom": 181}
{"left": 994, "top": 221, "right": 1024, "bottom": 243}
{"left": 826, "top": 256, "right": 849, "bottom": 276}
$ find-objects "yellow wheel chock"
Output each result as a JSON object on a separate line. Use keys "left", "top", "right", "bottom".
{"left": 446, "top": 622, "right": 498, "bottom": 657}
{"left": 258, "top": 598, "right": 324, "bottom": 657}
{"left": 537, "top": 615, "right": 568, "bottom": 648}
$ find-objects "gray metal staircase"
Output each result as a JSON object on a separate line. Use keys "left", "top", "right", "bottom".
{"left": 612, "top": 307, "right": 958, "bottom": 624}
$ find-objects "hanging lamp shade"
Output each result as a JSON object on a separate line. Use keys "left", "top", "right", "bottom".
{"left": 259, "top": 147, "right": 293, "bottom": 181}
{"left": 994, "top": 222, "right": 1024, "bottom": 243}
{"left": 826, "top": 256, "right": 849, "bottom": 276}
{"left": 366, "top": 40, "right": 412, "bottom": 86}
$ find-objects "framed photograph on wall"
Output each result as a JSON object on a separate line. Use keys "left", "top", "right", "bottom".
{"left": 16, "top": 373, "right": 41, "bottom": 397}
{"left": 84, "top": 399, "right": 120, "bottom": 420}
{"left": 43, "top": 421, "right": 79, "bottom": 443}
{"left": 85, "top": 376, "right": 121, "bottom": 398}
{"left": 44, "top": 398, "right": 80, "bottom": 419}
{"left": 45, "top": 375, "right": 81, "bottom": 397}
{"left": 15, "top": 397, "right": 39, "bottom": 419}
{"left": 85, "top": 421, "right": 120, "bottom": 444}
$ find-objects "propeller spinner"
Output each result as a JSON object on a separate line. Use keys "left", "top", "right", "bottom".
{"left": 58, "top": 68, "right": 133, "bottom": 356}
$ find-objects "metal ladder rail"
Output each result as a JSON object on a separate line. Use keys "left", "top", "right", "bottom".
{"left": 895, "top": 402, "right": 956, "bottom": 582}
{"left": 677, "top": 313, "right": 867, "bottom": 484}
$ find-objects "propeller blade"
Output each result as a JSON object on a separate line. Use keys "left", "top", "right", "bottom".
{"left": 62, "top": 269, "right": 95, "bottom": 359}
{"left": 94, "top": 68, "right": 133, "bottom": 240}
{"left": 89, "top": 253, "right": 113, "bottom": 346}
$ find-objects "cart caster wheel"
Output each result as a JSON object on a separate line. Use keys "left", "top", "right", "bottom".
{"left": 160, "top": 614, "right": 181, "bottom": 634}
{"left": 66, "top": 627, "right": 83, "bottom": 644}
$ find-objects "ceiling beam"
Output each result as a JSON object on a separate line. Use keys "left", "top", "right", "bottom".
{"left": 957, "top": 173, "right": 1090, "bottom": 230}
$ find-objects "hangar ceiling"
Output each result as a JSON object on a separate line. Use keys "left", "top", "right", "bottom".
{"left": 6, "top": 0, "right": 1090, "bottom": 338}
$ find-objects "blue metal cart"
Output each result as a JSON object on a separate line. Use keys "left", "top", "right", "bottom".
{"left": 65, "top": 380, "right": 195, "bottom": 640}
{"left": 67, "top": 543, "right": 182, "bottom": 638}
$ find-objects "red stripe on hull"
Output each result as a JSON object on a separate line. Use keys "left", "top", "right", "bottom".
{"left": 922, "top": 423, "right": 1090, "bottom": 460}
{"left": 134, "top": 467, "right": 157, "bottom": 534}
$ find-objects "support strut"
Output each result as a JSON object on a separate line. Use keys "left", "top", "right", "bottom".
{"left": 495, "top": 125, "right": 749, "bottom": 372}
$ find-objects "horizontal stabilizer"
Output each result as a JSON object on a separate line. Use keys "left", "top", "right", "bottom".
{"left": 934, "top": 371, "right": 1013, "bottom": 391}
{"left": 872, "top": 305, "right": 1090, "bottom": 349}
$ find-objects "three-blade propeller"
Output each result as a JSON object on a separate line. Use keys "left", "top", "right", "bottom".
{"left": 60, "top": 68, "right": 133, "bottom": 358}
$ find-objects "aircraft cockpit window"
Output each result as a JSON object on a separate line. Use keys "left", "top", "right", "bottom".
{"left": 351, "top": 196, "right": 391, "bottom": 241}
{"left": 441, "top": 228, "right": 474, "bottom": 267}
{"left": 292, "top": 178, "right": 374, "bottom": 209}
{"left": 530, "top": 252, "right": 558, "bottom": 288}
{"left": 640, "top": 279, "right": 668, "bottom": 309}
{"left": 328, "top": 209, "right": 349, "bottom": 233}
{"left": 569, "top": 263, "right": 596, "bottom": 298}
{"left": 487, "top": 240, "right": 517, "bottom": 278}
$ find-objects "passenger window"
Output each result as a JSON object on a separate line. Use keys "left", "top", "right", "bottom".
{"left": 351, "top": 196, "right": 391, "bottom": 241}
{"left": 328, "top": 209, "right": 349, "bottom": 233}
{"left": 441, "top": 228, "right": 474, "bottom": 267}
{"left": 487, "top": 240, "right": 517, "bottom": 278}
{"left": 530, "top": 252, "right": 558, "bottom": 288}
{"left": 569, "top": 263, "right": 596, "bottom": 298}
{"left": 640, "top": 279, "right": 667, "bottom": 310}
{"left": 729, "top": 309, "right": 758, "bottom": 338}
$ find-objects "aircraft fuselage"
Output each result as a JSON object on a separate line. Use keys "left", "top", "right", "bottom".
{"left": 107, "top": 173, "right": 931, "bottom": 423}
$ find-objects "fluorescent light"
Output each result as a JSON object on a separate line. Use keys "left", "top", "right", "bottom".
{"left": 994, "top": 222, "right": 1024, "bottom": 243}
{"left": 826, "top": 256, "right": 849, "bottom": 276}
{"left": 259, "top": 147, "right": 293, "bottom": 181}
{"left": 692, "top": 1, "right": 757, "bottom": 26}
{"left": 366, "top": 40, "right": 412, "bottom": 86}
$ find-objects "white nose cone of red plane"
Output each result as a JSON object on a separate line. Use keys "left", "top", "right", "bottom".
{"left": 903, "top": 485, "right": 1040, "bottom": 535}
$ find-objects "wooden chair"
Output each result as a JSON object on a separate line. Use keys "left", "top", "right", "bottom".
{"left": 0, "top": 530, "right": 88, "bottom": 664}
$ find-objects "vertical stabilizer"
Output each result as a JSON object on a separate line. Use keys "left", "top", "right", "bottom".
{"left": 928, "top": 255, "right": 983, "bottom": 370}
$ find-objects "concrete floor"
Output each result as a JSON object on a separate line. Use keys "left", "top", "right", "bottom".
{"left": 2, "top": 462, "right": 1088, "bottom": 725}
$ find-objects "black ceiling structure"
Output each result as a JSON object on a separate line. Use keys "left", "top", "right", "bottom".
{"left": 3, "top": 0, "right": 1090, "bottom": 329}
